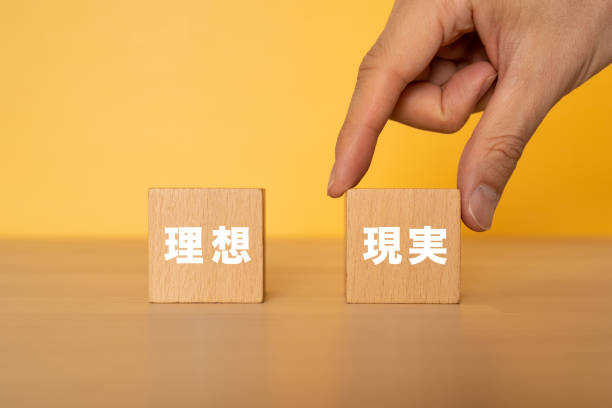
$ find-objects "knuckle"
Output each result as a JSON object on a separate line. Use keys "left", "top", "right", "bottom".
{"left": 438, "top": 112, "right": 465, "bottom": 133}
{"left": 484, "top": 134, "right": 525, "bottom": 178}
{"left": 356, "top": 39, "right": 406, "bottom": 89}
{"left": 437, "top": 105, "right": 467, "bottom": 133}
{"left": 358, "top": 41, "right": 387, "bottom": 75}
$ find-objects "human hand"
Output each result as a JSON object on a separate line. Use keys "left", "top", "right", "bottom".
{"left": 327, "top": 0, "right": 612, "bottom": 231}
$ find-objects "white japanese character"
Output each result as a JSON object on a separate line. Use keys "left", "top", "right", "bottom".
{"left": 164, "top": 227, "right": 203, "bottom": 264}
{"left": 212, "top": 226, "right": 251, "bottom": 264}
{"left": 164, "top": 227, "right": 179, "bottom": 261}
{"left": 363, "top": 227, "right": 402, "bottom": 265}
{"left": 408, "top": 226, "right": 447, "bottom": 265}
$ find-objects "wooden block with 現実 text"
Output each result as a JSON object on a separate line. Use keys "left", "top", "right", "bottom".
{"left": 148, "top": 188, "right": 264, "bottom": 303}
{"left": 346, "top": 188, "right": 460, "bottom": 304}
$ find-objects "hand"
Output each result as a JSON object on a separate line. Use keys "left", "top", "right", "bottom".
{"left": 327, "top": 0, "right": 612, "bottom": 231}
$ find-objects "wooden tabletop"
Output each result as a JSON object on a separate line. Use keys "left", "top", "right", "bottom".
{"left": 1, "top": 238, "right": 611, "bottom": 407}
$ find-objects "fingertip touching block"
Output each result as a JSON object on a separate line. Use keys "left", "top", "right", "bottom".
{"left": 346, "top": 188, "right": 460, "bottom": 304}
{"left": 148, "top": 188, "right": 264, "bottom": 303}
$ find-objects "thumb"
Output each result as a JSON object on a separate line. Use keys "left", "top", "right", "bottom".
{"left": 458, "top": 74, "right": 555, "bottom": 231}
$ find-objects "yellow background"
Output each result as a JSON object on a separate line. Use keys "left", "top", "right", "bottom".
{"left": 2, "top": 0, "right": 611, "bottom": 239}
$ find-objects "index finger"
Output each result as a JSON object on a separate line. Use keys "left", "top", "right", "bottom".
{"left": 327, "top": 1, "right": 456, "bottom": 197}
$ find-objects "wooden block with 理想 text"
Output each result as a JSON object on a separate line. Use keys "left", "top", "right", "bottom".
{"left": 148, "top": 188, "right": 264, "bottom": 303}
{"left": 346, "top": 188, "right": 460, "bottom": 303}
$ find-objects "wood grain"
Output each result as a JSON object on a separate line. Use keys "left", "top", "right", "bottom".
{"left": 148, "top": 188, "right": 264, "bottom": 303}
{"left": 1, "top": 238, "right": 612, "bottom": 407}
{"left": 346, "top": 188, "right": 460, "bottom": 303}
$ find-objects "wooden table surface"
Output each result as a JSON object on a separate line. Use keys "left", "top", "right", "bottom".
{"left": 1, "top": 238, "right": 612, "bottom": 407}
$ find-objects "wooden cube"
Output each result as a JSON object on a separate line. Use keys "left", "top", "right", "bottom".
{"left": 346, "top": 189, "right": 460, "bottom": 303}
{"left": 148, "top": 188, "right": 264, "bottom": 303}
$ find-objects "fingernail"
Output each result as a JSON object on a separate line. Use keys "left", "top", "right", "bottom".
{"left": 478, "top": 74, "right": 497, "bottom": 100}
{"left": 468, "top": 184, "right": 500, "bottom": 230}
{"left": 327, "top": 163, "right": 336, "bottom": 195}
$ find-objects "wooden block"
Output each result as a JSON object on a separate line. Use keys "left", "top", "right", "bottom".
{"left": 148, "top": 188, "right": 264, "bottom": 303}
{"left": 346, "top": 189, "right": 460, "bottom": 303}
